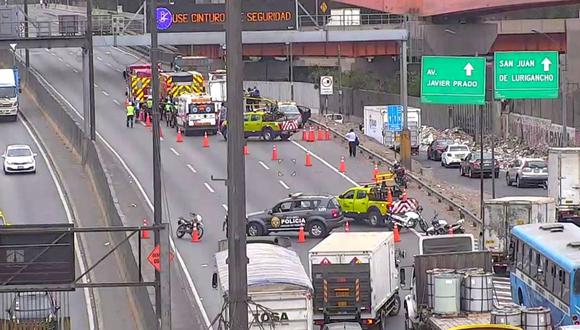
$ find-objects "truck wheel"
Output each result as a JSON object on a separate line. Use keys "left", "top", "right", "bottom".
{"left": 262, "top": 127, "right": 274, "bottom": 141}
{"left": 368, "top": 210, "right": 382, "bottom": 227}
{"left": 516, "top": 176, "right": 522, "bottom": 188}
{"left": 308, "top": 221, "right": 327, "bottom": 238}
{"left": 389, "top": 294, "right": 401, "bottom": 316}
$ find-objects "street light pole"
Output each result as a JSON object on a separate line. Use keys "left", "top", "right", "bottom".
{"left": 148, "top": 1, "right": 171, "bottom": 328}
{"left": 225, "top": 0, "right": 248, "bottom": 326}
{"left": 400, "top": 39, "right": 411, "bottom": 170}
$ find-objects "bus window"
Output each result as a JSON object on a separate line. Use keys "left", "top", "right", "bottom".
{"left": 547, "top": 261, "right": 556, "bottom": 292}
{"left": 530, "top": 250, "right": 539, "bottom": 278}
{"left": 554, "top": 268, "right": 563, "bottom": 300}
{"left": 574, "top": 271, "right": 580, "bottom": 294}
{"left": 516, "top": 240, "right": 523, "bottom": 269}
{"left": 562, "top": 271, "right": 570, "bottom": 304}
{"left": 523, "top": 244, "right": 531, "bottom": 274}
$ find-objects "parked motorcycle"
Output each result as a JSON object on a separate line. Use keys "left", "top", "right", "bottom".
{"left": 176, "top": 213, "right": 205, "bottom": 240}
{"left": 425, "top": 212, "right": 465, "bottom": 235}
{"left": 392, "top": 162, "right": 408, "bottom": 189}
{"left": 387, "top": 211, "right": 420, "bottom": 230}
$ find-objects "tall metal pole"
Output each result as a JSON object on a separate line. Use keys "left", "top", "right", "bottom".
{"left": 23, "top": 0, "right": 29, "bottom": 67}
{"left": 290, "top": 42, "right": 294, "bottom": 101}
{"left": 86, "top": 0, "right": 96, "bottom": 140}
{"left": 148, "top": 1, "right": 171, "bottom": 329}
{"left": 400, "top": 39, "right": 411, "bottom": 170}
{"left": 480, "top": 105, "right": 485, "bottom": 250}
{"left": 562, "top": 71, "right": 568, "bottom": 147}
{"left": 226, "top": 0, "right": 248, "bottom": 326}
{"left": 337, "top": 43, "right": 343, "bottom": 115}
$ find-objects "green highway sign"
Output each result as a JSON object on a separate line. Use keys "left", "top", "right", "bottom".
{"left": 494, "top": 51, "right": 559, "bottom": 100}
{"left": 421, "top": 56, "right": 486, "bottom": 105}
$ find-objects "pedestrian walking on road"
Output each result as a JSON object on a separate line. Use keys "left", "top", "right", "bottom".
{"left": 346, "top": 128, "right": 358, "bottom": 157}
{"left": 126, "top": 102, "right": 135, "bottom": 128}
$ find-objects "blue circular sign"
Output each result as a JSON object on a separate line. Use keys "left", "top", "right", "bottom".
{"left": 156, "top": 7, "right": 173, "bottom": 31}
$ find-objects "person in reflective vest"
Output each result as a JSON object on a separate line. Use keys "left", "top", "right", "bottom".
{"left": 165, "top": 101, "right": 174, "bottom": 127}
{"left": 146, "top": 97, "right": 153, "bottom": 120}
{"left": 126, "top": 103, "right": 135, "bottom": 128}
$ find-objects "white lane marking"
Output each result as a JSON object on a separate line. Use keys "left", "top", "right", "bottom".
{"left": 204, "top": 182, "right": 215, "bottom": 193}
{"left": 45, "top": 48, "right": 51, "bottom": 52}
{"left": 58, "top": 57, "right": 64, "bottom": 62}
{"left": 72, "top": 68, "right": 79, "bottom": 73}
{"left": 222, "top": 204, "right": 228, "bottom": 211}
{"left": 20, "top": 118, "right": 96, "bottom": 330}
{"left": 102, "top": 91, "right": 109, "bottom": 96}
{"left": 170, "top": 147, "right": 180, "bottom": 156}
{"left": 65, "top": 63, "right": 71, "bottom": 68}
{"left": 113, "top": 47, "right": 141, "bottom": 60}
{"left": 94, "top": 83, "right": 99, "bottom": 88}
{"left": 290, "top": 141, "right": 422, "bottom": 238}
{"left": 32, "top": 69, "right": 214, "bottom": 329}
{"left": 186, "top": 164, "right": 197, "bottom": 173}
{"left": 258, "top": 161, "right": 270, "bottom": 170}
{"left": 97, "top": 56, "right": 102, "bottom": 61}
{"left": 116, "top": 68, "right": 122, "bottom": 73}
{"left": 279, "top": 180, "right": 290, "bottom": 190}
{"left": 107, "top": 63, "right": 113, "bottom": 67}
{"left": 113, "top": 99, "right": 121, "bottom": 106}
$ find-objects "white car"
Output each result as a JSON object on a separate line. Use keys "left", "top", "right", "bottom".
{"left": 441, "top": 144, "right": 470, "bottom": 167}
{"left": 2, "top": 144, "right": 36, "bottom": 174}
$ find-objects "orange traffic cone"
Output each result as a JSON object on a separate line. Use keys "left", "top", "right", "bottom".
{"left": 159, "top": 126, "right": 164, "bottom": 138}
{"left": 191, "top": 225, "right": 200, "bottom": 243}
{"left": 302, "top": 129, "right": 308, "bottom": 141}
{"left": 325, "top": 128, "right": 331, "bottom": 140}
{"left": 373, "top": 163, "right": 380, "bottom": 181}
{"left": 387, "top": 188, "right": 393, "bottom": 204}
{"left": 202, "top": 132, "right": 209, "bottom": 148}
{"left": 393, "top": 223, "right": 401, "bottom": 243}
{"left": 318, "top": 127, "right": 325, "bottom": 140}
{"left": 176, "top": 129, "right": 183, "bottom": 143}
{"left": 345, "top": 221, "right": 350, "bottom": 232}
{"left": 339, "top": 156, "right": 346, "bottom": 173}
{"left": 138, "top": 110, "right": 144, "bottom": 122}
{"left": 402, "top": 189, "right": 408, "bottom": 202}
{"left": 298, "top": 225, "right": 306, "bottom": 243}
{"left": 141, "top": 219, "right": 150, "bottom": 239}
{"left": 244, "top": 144, "right": 249, "bottom": 156}
{"left": 272, "top": 145, "right": 278, "bottom": 161}
{"left": 305, "top": 151, "right": 313, "bottom": 167}
{"left": 145, "top": 114, "right": 152, "bottom": 127}
{"left": 308, "top": 127, "right": 315, "bottom": 142}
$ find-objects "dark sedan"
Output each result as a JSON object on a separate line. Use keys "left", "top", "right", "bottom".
{"left": 427, "top": 139, "right": 454, "bottom": 161}
{"left": 459, "top": 152, "right": 500, "bottom": 178}
{"left": 246, "top": 193, "right": 344, "bottom": 238}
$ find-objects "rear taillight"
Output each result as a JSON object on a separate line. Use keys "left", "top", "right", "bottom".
{"left": 363, "top": 319, "right": 374, "bottom": 325}
{"left": 331, "top": 209, "right": 340, "bottom": 218}
{"left": 522, "top": 167, "right": 531, "bottom": 172}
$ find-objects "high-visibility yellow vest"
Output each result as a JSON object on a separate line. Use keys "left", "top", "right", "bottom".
{"left": 126, "top": 105, "right": 135, "bottom": 116}
{"left": 146, "top": 100, "right": 153, "bottom": 108}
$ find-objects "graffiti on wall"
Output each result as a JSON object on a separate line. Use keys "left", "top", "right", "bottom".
{"left": 509, "top": 113, "right": 576, "bottom": 148}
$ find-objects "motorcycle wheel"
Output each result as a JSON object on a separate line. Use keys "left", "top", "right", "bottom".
{"left": 407, "top": 219, "right": 417, "bottom": 229}
{"left": 196, "top": 226, "right": 205, "bottom": 239}
{"left": 436, "top": 227, "right": 447, "bottom": 235}
{"left": 456, "top": 227, "right": 465, "bottom": 234}
{"left": 176, "top": 225, "right": 186, "bottom": 238}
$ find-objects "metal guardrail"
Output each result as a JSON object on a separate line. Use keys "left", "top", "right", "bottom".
{"left": 298, "top": 13, "right": 404, "bottom": 29}
{"left": 309, "top": 118, "right": 482, "bottom": 227}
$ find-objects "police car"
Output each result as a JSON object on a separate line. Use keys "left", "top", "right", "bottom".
{"left": 246, "top": 193, "right": 344, "bottom": 238}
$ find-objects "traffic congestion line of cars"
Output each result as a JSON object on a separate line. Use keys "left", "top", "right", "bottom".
{"left": 426, "top": 138, "right": 547, "bottom": 188}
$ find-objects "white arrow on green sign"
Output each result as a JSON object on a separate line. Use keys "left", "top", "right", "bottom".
{"left": 494, "top": 51, "right": 559, "bottom": 100}
{"left": 421, "top": 56, "right": 486, "bottom": 105}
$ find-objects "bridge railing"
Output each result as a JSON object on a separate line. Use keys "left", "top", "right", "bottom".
{"left": 298, "top": 13, "right": 404, "bottom": 29}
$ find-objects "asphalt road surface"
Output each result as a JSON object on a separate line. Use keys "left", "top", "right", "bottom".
{"left": 0, "top": 118, "right": 90, "bottom": 329}
{"left": 414, "top": 151, "right": 548, "bottom": 199}
{"left": 24, "top": 44, "right": 443, "bottom": 329}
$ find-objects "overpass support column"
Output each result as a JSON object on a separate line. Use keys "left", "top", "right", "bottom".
{"left": 400, "top": 39, "right": 411, "bottom": 170}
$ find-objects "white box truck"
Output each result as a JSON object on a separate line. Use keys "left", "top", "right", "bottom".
{"left": 309, "top": 232, "right": 400, "bottom": 329}
{"left": 548, "top": 147, "right": 580, "bottom": 225}
{"left": 214, "top": 243, "right": 313, "bottom": 330}
{"left": 363, "top": 105, "right": 421, "bottom": 155}
{"left": 483, "top": 196, "right": 555, "bottom": 274}
{"left": 0, "top": 68, "right": 20, "bottom": 122}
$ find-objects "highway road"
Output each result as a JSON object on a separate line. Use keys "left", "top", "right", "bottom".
{"left": 414, "top": 152, "right": 548, "bottom": 199}
{"left": 25, "top": 45, "right": 435, "bottom": 328}
{"left": 0, "top": 118, "right": 90, "bottom": 328}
